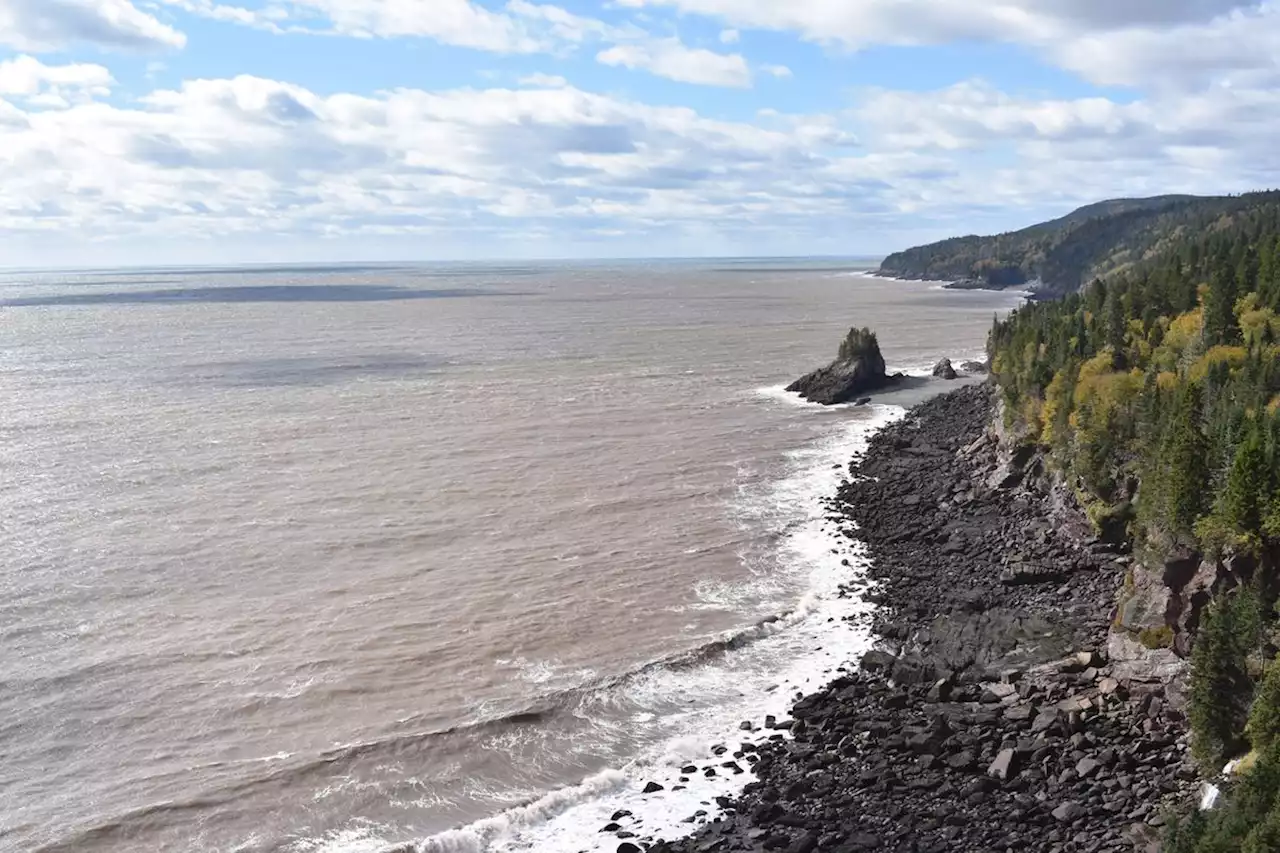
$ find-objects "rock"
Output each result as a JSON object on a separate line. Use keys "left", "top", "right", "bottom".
{"left": 642, "top": 781, "right": 664, "bottom": 794}
{"left": 860, "top": 649, "right": 897, "bottom": 672}
{"left": 787, "top": 327, "right": 898, "bottom": 405}
{"left": 618, "top": 844, "right": 643, "bottom": 853}
{"left": 959, "top": 360, "right": 989, "bottom": 374}
{"left": 1053, "top": 803, "right": 1085, "bottom": 823}
{"left": 1076, "top": 757, "right": 1103, "bottom": 779}
{"left": 988, "top": 748, "right": 1019, "bottom": 781}
{"left": 932, "top": 358, "right": 958, "bottom": 380}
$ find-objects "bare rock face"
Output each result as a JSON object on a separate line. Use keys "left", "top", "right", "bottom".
{"left": 932, "top": 358, "right": 958, "bottom": 380}
{"left": 787, "top": 327, "right": 897, "bottom": 405}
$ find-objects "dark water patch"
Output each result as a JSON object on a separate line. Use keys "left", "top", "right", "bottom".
{"left": 711, "top": 267, "right": 876, "bottom": 275}
{"left": 175, "top": 353, "right": 450, "bottom": 387}
{"left": 1, "top": 284, "right": 525, "bottom": 307}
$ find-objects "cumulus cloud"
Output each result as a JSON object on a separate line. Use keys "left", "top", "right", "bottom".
{"left": 0, "top": 54, "right": 113, "bottom": 106}
{"left": 719, "top": 28, "right": 739, "bottom": 43}
{"left": 761, "top": 64, "right": 791, "bottom": 78}
{"left": 597, "top": 38, "right": 751, "bottom": 86}
{"left": 0, "top": 75, "right": 909, "bottom": 247}
{"left": 611, "top": 0, "right": 1259, "bottom": 45}
{"left": 518, "top": 73, "right": 570, "bottom": 87}
{"left": 0, "top": 0, "right": 186, "bottom": 52}
{"left": 610, "top": 0, "right": 1275, "bottom": 92}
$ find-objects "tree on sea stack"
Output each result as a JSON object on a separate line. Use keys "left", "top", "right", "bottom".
{"left": 837, "top": 327, "right": 884, "bottom": 367}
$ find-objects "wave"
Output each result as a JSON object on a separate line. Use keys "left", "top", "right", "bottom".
{"left": 409, "top": 770, "right": 629, "bottom": 853}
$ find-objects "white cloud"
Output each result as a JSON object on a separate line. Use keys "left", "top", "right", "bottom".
{"left": 0, "top": 0, "right": 186, "bottom": 52}
{"left": 0, "top": 55, "right": 113, "bottom": 106}
{"left": 518, "top": 73, "right": 569, "bottom": 87}
{"left": 0, "top": 74, "right": 909, "bottom": 251}
{"left": 611, "top": 0, "right": 1274, "bottom": 92}
{"left": 157, "top": 0, "right": 280, "bottom": 30}
{"left": 1052, "top": 3, "right": 1280, "bottom": 89}
{"left": 761, "top": 64, "right": 791, "bottom": 78}
{"left": 288, "top": 0, "right": 539, "bottom": 50}
{"left": 611, "top": 0, "right": 1258, "bottom": 46}
{"left": 597, "top": 39, "right": 751, "bottom": 87}
{"left": 719, "top": 27, "right": 739, "bottom": 43}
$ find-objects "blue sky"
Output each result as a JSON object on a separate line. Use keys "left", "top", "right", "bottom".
{"left": 0, "top": 0, "right": 1277, "bottom": 265}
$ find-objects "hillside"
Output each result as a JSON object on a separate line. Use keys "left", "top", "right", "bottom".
{"left": 880, "top": 193, "right": 1280, "bottom": 296}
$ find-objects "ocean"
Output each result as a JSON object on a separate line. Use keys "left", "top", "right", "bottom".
{"left": 0, "top": 260, "right": 1026, "bottom": 852}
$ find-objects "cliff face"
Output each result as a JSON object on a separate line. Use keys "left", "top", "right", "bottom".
{"left": 985, "top": 403, "right": 1194, "bottom": 702}
{"left": 787, "top": 327, "right": 895, "bottom": 404}
{"left": 878, "top": 192, "right": 1280, "bottom": 296}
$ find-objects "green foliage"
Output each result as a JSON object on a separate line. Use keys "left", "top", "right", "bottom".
{"left": 1248, "top": 655, "right": 1280, "bottom": 755}
{"left": 989, "top": 193, "right": 1280, "bottom": 553}
{"left": 837, "top": 327, "right": 882, "bottom": 362}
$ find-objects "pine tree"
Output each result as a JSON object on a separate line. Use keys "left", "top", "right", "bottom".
{"left": 1190, "top": 590, "right": 1259, "bottom": 770}
{"left": 1248, "top": 654, "right": 1280, "bottom": 754}
{"left": 1222, "top": 426, "right": 1269, "bottom": 539}
{"left": 1205, "top": 263, "right": 1241, "bottom": 346}
{"left": 1163, "top": 383, "right": 1211, "bottom": 535}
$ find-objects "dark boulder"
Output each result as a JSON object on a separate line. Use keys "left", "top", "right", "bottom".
{"left": 787, "top": 327, "right": 897, "bottom": 405}
{"left": 932, "top": 358, "right": 958, "bottom": 380}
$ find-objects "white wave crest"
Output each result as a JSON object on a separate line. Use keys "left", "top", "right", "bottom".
{"left": 409, "top": 769, "right": 628, "bottom": 853}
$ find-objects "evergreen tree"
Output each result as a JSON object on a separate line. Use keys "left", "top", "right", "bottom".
{"left": 1222, "top": 425, "right": 1269, "bottom": 540}
{"left": 1248, "top": 654, "right": 1280, "bottom": 754}
{"left": 1205, "top": 263, "right": 1241, "bottom": 346}
{"left": 1163, "top": 383, "right": 1211, "bottom": 535}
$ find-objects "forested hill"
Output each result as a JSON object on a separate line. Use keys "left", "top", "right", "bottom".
{"left": 879, "top": 193, "right": 1280, "bottom": 295}
{"left": 987, "top": 191, "right": 1280, "bottom": 850}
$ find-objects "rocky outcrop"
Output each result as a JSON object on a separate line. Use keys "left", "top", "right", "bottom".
{"left": 787, "top": 327, "right": 899, "bottom": 405}
{"left": 932, "top": 358, "right": 958, "bottom": 380}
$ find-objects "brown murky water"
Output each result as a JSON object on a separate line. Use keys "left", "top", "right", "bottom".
{"left": 0, "top": 260, "right": 1024, "bottom": 852}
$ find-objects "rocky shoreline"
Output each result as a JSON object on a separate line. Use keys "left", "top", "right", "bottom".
{"left": 616, "top": 384, "right": 1196, "bottom": 853}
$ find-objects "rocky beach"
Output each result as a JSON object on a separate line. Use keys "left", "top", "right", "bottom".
{"left": 603, "top": 383, "right": 1197, "bottom": 853}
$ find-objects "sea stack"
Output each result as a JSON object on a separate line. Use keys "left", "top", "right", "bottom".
{"left": 787, "top": 327, "right": 896, "bottom": 405}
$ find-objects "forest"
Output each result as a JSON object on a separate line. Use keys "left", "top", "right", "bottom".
{"left": 882, "top": 194, "right": 1279, "bottom": 296}
{"left": 988, "top": 191, "right": 1280, "bottom": 849}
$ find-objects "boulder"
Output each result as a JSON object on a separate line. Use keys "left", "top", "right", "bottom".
{"left": 988, "top": 748, "right": 1019, "bottom": 781}
{"left": 1053, "top": 803, "right": 1085, "bottom": 823}
{"left": 932, "top": 358, "right": 958, "bottom": 380}
{"left": 787, "top": 327, "right": 898, "bottom": 405}
{"left": 960, "top": 360, "right": 989, "bottom": 374}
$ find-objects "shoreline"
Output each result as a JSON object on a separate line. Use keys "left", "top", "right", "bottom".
{"left": 622, "top": 383, "right": 1196, "bottom": 853}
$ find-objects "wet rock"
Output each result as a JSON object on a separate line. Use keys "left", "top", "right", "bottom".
{"left": 643, "top": 782, "right": 665, "bottom": 794}
{"left": 932, "top": 358, "right": 958, "bottom": 380}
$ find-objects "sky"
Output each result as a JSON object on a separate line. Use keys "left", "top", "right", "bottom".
{"left": 0, "top": 1, "right": 1278, "bottom": 266}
